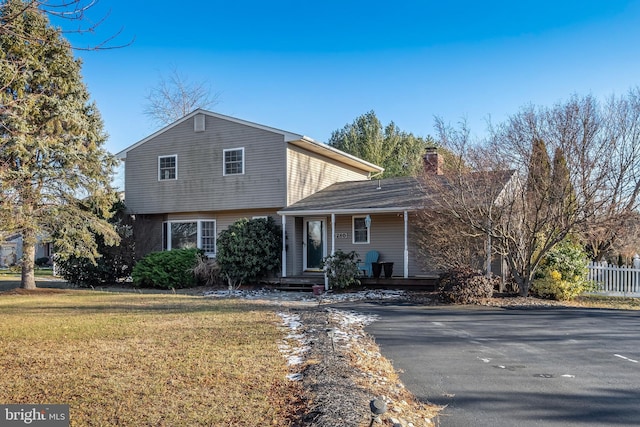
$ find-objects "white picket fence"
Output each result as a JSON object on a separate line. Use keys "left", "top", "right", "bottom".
{"left": 587, "top": 261, "right": 640, "bottom": 296}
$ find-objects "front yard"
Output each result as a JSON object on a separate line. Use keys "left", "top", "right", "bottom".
{"left": 0, "top": 291, "right": 300, "bottom": 426}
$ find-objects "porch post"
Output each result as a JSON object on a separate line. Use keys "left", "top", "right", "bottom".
{"left": 281, "top": 215, "right": 287, "bottom": 278}
{"left": 331, "top": 213, "right": 336, "bottom": 255}
{"left": 326, "top": 213, "right": 335, "bottom": 291}
{"left": 404, "top": 210, "right": 409, "bottom": 278}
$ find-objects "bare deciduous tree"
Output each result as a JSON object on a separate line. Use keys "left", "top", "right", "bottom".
{"left": 0, "top": 0, "right": 130, "bottom": 49}
{"left": 420, "top": 91, "right": 640, "bottom": 296}
{"left": 144, "top": 67, "right": 220, "bottom": 127}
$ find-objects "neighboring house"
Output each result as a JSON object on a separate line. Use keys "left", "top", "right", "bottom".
{"left": 0, "top": 234, "right": 53, "bottom": 267}
{"left": 117, "top": 110, "right": 514, "bottom": 280}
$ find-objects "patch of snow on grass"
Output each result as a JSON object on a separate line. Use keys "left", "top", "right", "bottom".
{"left": 277, "top": 312, "right": 309, "bottom": 379}
{"left": 204, "top": 288, "right": 407, "bottom": 304}
{"left": 326, "top": 308, "right": 379, "bottom": 348}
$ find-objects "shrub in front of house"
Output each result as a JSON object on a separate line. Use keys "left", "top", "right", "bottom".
{"left": 531, "top": 240, "right": 592, "bottom": 300}
{"left": 132, "top": 248, "right": 202, "bottom": 289}
{"left": 321, "top": 250, "right": 361, "bottom": 289}
{"left": 438, "top": 267, "right": 497, "bottom": 304}
{"left": 190, "top": 254, "right": 224, "bottom": 287}
{"left": 216, "top": 217, "right": 282, "bottom": 289}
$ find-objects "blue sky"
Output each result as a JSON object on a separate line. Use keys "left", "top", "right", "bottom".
{"left": 65, "top": 1, "right": 640, "bottom": 161}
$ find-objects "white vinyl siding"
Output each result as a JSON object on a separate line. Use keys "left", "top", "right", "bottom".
{"left": 352, "top": 216, "right": 370, "bottom": 244}
{"left": 223, "top": 148, "right": 244, "bottom": 175}
{"left": 158, "top": 155, "right": 177, "bottom": 180}
{"left": 163, "top": 220, "right": 216, "bottom": 256}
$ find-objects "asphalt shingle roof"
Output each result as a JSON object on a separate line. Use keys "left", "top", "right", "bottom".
{"left": 279, "top": 171, "right": 515, "bottom": 214}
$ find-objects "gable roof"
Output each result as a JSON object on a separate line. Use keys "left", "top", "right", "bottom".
{"left": 115, "top": 109, "right": 383, "bottom": 174}
{"left": 278, "top": 170, "right": 516, "bottom": 215}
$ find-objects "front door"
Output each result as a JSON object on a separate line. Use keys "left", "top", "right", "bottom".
{"left": 304, "top": 218, "right": 326, "bottom": 271}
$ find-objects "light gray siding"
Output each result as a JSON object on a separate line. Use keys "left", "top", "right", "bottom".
{"left": 125, "top": 115, "right": 287, "bottom": 214}
{"left": 331, "top": 214, "right": 407, "bottom": 274}
{"left": 287, "top": 145, "right": 370, "bottom": 205}
{"left": 283, "top": 213, "right": 427, "bottom": 277}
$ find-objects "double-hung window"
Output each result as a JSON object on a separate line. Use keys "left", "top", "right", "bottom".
{"left": 163, "top": 220, "right": 217, "bottom": 256}
{"left": 158, "top": 155, "right": 177, "bottom": 180}
{"left": 352, "top": 216, "right": 370, "bottom": 244}
{"left": 223, "top": 148, "right": 244, "bottom": 175}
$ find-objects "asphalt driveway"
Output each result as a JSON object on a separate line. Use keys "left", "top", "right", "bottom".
{"left": 333, "top": 302, "right": 640, "bottom": 427}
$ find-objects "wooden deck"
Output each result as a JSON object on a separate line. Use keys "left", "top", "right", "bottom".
{"left": 275, "top": 275, "right": 438, "bottom": 291}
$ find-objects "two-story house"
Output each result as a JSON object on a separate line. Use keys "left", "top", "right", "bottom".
{"left": 116, "top": 109, "right": 390, "bottom": 278}
{"left": 117, "top": 109, "right": 514, "bottom": 281}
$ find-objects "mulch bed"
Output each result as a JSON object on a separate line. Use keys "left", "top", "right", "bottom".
{"left": 294, "top": 307, "right": 372, "bottom": 427}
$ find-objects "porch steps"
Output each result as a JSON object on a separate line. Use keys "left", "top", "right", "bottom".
{"left": 274, "top": 276, "right": 438, "bottom": 292}
{"left": 276, "top": 276, "right": 323, "bottom": 292}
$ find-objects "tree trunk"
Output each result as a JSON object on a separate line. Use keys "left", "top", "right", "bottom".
{"left": 518, "top": 275, "right": 534, "bottom": 297}
{"left": 20, "top": 231, "right": 37, "bottom": 290}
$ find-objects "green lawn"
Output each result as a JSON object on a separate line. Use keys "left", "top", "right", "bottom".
{"left": 0, "top": 290, "right": 299, "bottom": 426}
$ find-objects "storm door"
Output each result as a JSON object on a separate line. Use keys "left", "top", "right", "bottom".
{"left": 304, "top": 218, "right": 326, "bottom": 271}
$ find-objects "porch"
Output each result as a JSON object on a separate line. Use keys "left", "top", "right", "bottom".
{"left": 276, "top": 274, "right": 439, "bottom": 291}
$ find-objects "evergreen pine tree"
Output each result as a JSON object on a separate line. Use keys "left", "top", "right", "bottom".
{"left": 526, "top": 138, "right": 552, "bottom": 208}
{"left": 328, "top": 111, "right": 429, "bottom": 177}
{"left": 551, "top": 147, "right": 576, "bottom": 221}
{"left": 0, "top": 0, "right": 118, "bottom": 289}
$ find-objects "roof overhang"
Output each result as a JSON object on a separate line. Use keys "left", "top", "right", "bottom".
{"left": 277, "top": 206, "right": 418, "bottom": 216}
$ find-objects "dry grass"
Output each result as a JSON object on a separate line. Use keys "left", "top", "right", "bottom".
{"left": 0, "top": 290, "right": 300, "bottom": 426}
{"left": 569, "top": 294, "right": 640, "bottom": 310}
{"left": 0, "top": 269, "right": 55, "bottom": 280}
{"left": 346, "top": 334, "right": 440, "bottom": 426}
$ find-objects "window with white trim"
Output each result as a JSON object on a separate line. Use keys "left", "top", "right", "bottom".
{"left": 223, "top": 148, "right": 244, "bottom": 175}
{"left": 163, "top": 220, "right": 217, "bottom": 256}
{"left": 200, "top": 221, "right": 216, "bottom": 254}
{"left": 352, "top": 216, "right": 370, "bottom": 244}
{"left": 158, "top": 155, "right": 177, "bottom": 180}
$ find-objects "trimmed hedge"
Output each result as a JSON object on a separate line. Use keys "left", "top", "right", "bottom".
{"left": 132, "top": 248, "right": 201, "bottom": 289}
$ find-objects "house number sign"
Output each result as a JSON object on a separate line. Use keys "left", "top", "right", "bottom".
{"left": 336, "top": 232, "right": 348, "bottom": 239}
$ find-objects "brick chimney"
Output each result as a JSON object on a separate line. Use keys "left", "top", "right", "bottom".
{"left": 423, "top": 147, "right": 443, "bottom": 175}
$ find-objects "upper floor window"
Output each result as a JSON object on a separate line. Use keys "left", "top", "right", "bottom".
{"left": 158, "top": 155, "right": 177, "bottom": 180}
{"left": 352, "top": 216, "right": 370, "bottom": 244}
{"left": 223, "top": 148, "right": 244, "bottom": 175}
